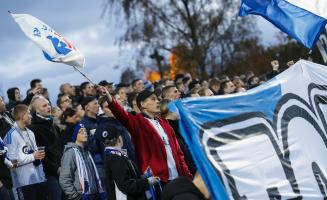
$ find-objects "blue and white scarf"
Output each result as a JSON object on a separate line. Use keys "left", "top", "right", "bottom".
{"left": 73, "top": 147, "right": 107, "bottom": 200}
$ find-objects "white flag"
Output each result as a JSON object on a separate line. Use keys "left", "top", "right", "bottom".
{"left": 11, "top": 13, "right": 85, "bottom": 68}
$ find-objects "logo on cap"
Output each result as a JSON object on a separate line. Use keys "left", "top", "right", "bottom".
{"left": 102, "top": 131, "right": 108, "bottom": 138}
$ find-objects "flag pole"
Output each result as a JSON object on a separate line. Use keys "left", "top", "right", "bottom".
{"left": 72, "top": 66, "right": 97, "bottom": 86}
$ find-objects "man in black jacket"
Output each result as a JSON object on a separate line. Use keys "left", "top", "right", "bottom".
{"left": 0, "top": 96, "right": 14, "bottom": 200}
{"left": 28, "top": 96, "right": 63, "bottom": 200}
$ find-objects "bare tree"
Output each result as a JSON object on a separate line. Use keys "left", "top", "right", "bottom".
{"left": 104, "top": 0, "right": 260, "bottom": 78}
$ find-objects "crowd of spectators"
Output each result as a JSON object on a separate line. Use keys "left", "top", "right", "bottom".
{"left": 0, "top": 59, "right": 291, "bottom": 200}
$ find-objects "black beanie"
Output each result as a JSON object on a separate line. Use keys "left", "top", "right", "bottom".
{"left": 136, "top": 90, "right": 154, "bottom": 110}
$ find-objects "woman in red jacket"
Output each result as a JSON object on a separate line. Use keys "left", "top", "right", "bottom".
{"left": 105, "top": 89, "right": 192, "bottom": 184}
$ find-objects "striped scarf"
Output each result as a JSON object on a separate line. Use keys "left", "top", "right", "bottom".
{"left": 73, "top": 147, "right": 107, "bottom": 200}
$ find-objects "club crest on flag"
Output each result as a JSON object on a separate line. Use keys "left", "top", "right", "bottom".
{"left": 11, "top": 13, "right": 85, "bottom": 68}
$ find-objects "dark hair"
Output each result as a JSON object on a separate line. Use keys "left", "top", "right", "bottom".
{"left": 115, "top": 86, "right": 124, "bottom": 94}
{"left": 7, "top": 87, "right": 19, "bottom": 101}
{"left": 218, "top": 80, "right": 231, "bottom": 95}
{"left": 131, "top": 79, "right": 141, "bottom": 87}
{"left": 209, "top": 78, "right": 220, "bottom": 87}
{"left": 174, "top": 73, "right": 184, "bottom": 83}
{"left": 182, "top": 77, "right": 191, "bottom": 84}
{"left": 127, "top": 92, "right": 138, "bottom": 108}
{"left": 61, "top": 107, "right": 77, "bottom": 123}
{"left": 80, "top": 82, "right": 90, "bottom": 95}
{"left": 30, "top": 79, "right": 41, "bottom": 88}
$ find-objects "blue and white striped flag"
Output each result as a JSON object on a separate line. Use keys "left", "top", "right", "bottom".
{"left": 170, "top": 60, "right": 327, "bottom": 199}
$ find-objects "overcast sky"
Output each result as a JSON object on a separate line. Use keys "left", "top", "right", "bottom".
{"left": 0, "top": 1, "right": 280, "bottom": 104}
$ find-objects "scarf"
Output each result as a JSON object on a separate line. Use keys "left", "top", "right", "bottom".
{"left": 73, "top": 147, "right": 107, "bottom": 200}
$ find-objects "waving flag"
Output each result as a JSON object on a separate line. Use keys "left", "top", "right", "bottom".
{"left": 170, "top": 60, "right": 327, "bottom": 199}
{"left": 11, "top": 13, "right": 85, "bottom": 68}
{"left": 239, "top": 0, "right": 327, "bottom": 49}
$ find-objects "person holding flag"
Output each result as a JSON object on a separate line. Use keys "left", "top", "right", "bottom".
{"left": 102, "top": 87, "right": 192, "bottom": 190}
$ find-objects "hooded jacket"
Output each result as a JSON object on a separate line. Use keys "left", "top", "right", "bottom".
{"left": 59, "top": 143, "right": 99, "bottom": 200}
{"left": 28, "top": 113, "right": 62, "bottom": 177}
{"left": 6, "top": 87, "right": 34, "bottom": 111}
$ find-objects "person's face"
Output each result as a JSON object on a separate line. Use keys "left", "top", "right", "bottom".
{"left": 35, "top": 82, "right": 42, "bottom": 90}
{"left": 134, "top": 80, "right": 144, "bottom": 92}
{"left": 75, "top": 105, "right": 85, "bottom": 121}
{"left": 224, "top": 81, "right": 236, "bottom": 94}
{"left": 204, "top": 89, "right": 214, "bottom": 97}
{"left": 60, "top": 95, "right": 72, "bottom": 111}
{"left": 0, "top": 96, "right": 5, "bottom": 113}
{"left": 85, "top": 100, "right": 99, "bottom": 116}
{"left": 167, "top": 87, "right": 181, "bottom": 100}
{"left": 105, "top": 85, "right": 114, "bottom": 93}
{"left": 52, "top": 107, "right": 63, "bottom": 118}
{"left": 101, "top": 101, "right": 114, "bottom": 118}
{"left": 234, "top": 79, "right": 244, "bottom": 88}
{"left": 21, "top": 109, "right": 32, "bottom": 125}
{"left": 35, "top": 98, "right": 51, "bottom": 117}
{"left": 76, "top": 128, "right": 88, "bottom": 143}
{"left": 141, "top": 94, "right": 160, "bottom": 114}
{"left": 14, "top": 89, "right": 21, "bottom": 102}
{"left": 83, "top": 84, "right": 94, "bottom": 96}
{"left": 251, "top": 77, "right": 260, "bottom": 85}
{"left": 177, "top": 84, "right": 185, "bottom": 93}
{"left": 64, "top": 84, "right": 75, "bottom": 96}
{"left": 118, "top": 88, "right": 127, "bottom": 101}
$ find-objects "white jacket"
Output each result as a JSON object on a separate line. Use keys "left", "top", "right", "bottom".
{"left": 4, "top": 123, "right": 46, "bottom": 188}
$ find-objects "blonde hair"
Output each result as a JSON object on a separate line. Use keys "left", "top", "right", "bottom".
{"left": 30, "top": 95, "right": 47, "bottom": 113}
{"left": 12, "top": 104, "right": 29, "bottom": 121}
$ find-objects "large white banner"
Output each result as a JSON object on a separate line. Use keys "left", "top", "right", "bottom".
{"left": 172, "top": 60, "right": 327, "bottom": 199}
{"left": 11, "top": 13, "right": 85, "bottom": 68}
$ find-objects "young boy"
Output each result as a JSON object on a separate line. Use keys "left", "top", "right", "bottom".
{"left": 4, "top": 104, "right": 47, "bottom": 200}
{"left": 101, "top": 125, "right": 159, "bottom": 200}
{"left": 59, "top": 123, "right": 106, "bottom": 200}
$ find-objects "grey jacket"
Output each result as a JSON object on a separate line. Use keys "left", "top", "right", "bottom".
{"left": 59, "top": 143, "right": 98, "bottom": 200}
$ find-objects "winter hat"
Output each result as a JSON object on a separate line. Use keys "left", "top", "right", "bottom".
{"left": 101, "top": 125, "right": 121, "bottom": 143}
{"left": 98, "top": 80, "right": 113, "bottom": 87}
{"left": 81, "top": 96, "right": 96, "bottom": 110}
{"left": 144, "top": 80, "right": 154, "bottom": 91}
{"left": 136, "top": 90, "right": 155, "bottom": 110}
{"left": 72, "top": 123, "right": 85, "bottom": 142}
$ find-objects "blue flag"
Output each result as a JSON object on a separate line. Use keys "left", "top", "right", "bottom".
{"left": 169, "top": 60, "right": 327, "bottom": 199}
{"left": 239, "top": 0, "right": 327, "bottom": 49}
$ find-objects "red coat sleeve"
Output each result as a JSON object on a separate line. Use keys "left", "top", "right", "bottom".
{"left": 108, "top": 99, "right": 136, "bottom": 137}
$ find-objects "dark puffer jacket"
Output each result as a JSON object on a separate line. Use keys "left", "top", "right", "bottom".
{"left": 28, "top": 113, "right": 63, "bottom": 177}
